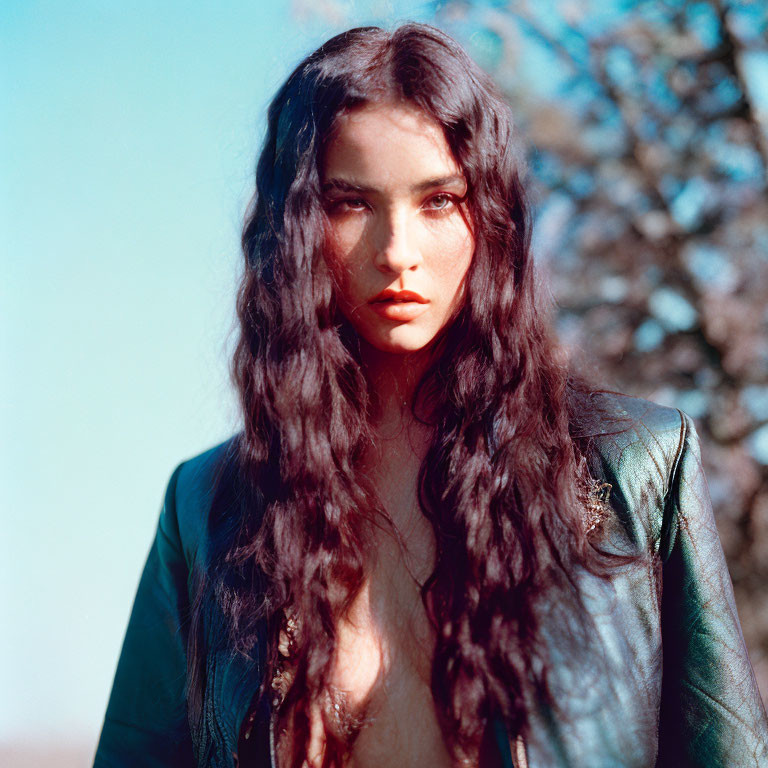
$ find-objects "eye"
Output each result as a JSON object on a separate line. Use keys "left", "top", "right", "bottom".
{"left": 328, "top": 197, "right": 368, "bottom": 213}
{"left": 424, "top": 193, "right": 457, "bottom": 213}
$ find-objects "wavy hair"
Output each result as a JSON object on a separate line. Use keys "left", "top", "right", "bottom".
{"left": 191, "top": 22, "right": 635, "bottom": 768}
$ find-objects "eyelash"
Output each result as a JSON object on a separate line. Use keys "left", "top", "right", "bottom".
{"left": 328, "top": 193, "right": 459, "bottom": 215}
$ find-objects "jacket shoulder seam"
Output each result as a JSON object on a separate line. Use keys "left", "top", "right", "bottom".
{"left": 658, "top": 409, "right": 687, "bottom": 558}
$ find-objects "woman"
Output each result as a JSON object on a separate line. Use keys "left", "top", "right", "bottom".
{"left": 93, "top": 23, "right": 768, "bottom": 768}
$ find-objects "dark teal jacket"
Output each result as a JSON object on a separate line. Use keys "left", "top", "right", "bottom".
{"left": 93, "top": 395, "right": 768, "bottom": 767}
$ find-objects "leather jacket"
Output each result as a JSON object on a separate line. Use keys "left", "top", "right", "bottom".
{"left": 93, "top": 395, "right": 768, "bottom": 767}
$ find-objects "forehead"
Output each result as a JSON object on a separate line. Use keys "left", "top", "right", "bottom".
{"left": 322, "top": 101, "right": 462, "bottom": 185}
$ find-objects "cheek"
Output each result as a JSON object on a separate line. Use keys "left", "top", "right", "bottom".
{"left": 427, "top": 226, "right": 474, "bottom": 289}
{"left": 326, "top": 213, "right": 368, "bottom": 257}
{"left": 324, "top": 219, "right": 363, "bottom": 268}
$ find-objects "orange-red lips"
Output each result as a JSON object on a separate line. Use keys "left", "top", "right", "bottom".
{"left": 369, "top": 289, "right": 430, "bottom": 321}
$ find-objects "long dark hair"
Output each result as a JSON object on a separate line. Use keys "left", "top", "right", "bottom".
{"left": 191, "top": 22, "right": 635, "bottom": 768}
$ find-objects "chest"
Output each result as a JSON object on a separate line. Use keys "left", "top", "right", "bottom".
{"left": 338, "top": 427, "right": 438, "bottom": 699}
{"left": 275, "top": 436, "right": 479, "bottom": 767}
{"left": 322, "top": 567, "right": 454, "bottom": 767}
{"left": 309, "top": 473, "right": 463, "bottom": 765}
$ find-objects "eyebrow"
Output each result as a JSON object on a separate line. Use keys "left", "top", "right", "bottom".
{"left": 321, "top": 174, "right": 467, "bottom": 195}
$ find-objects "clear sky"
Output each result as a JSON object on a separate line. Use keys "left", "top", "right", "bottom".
{"left": 1, "top": 0, "right": 434, "bottom": 752}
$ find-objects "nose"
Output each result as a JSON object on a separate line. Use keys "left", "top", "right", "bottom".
{"left": 372, "top": 208, "right": 422, "bottom": 274}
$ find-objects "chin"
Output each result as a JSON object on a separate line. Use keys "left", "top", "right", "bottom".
{"left": 361, "top": 328, "right": 435, "bottom": 355}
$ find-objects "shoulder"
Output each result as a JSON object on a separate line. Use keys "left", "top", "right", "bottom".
{"left": 582, "top": 392, "right": 690, "bottom": 553}
{"left": 585, "top": 391, "right": 685, "bottom": 482}
{"left": 166, "top": 434, "right": 244, "bottom": 569}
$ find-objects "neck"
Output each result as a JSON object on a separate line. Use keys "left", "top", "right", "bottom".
{"left": 358, "top": 342, "right": 436, "bottom": 431}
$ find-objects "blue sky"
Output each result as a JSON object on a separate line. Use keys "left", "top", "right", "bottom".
{"left": 1, "top": 0, "right": 434, "bottom": 749}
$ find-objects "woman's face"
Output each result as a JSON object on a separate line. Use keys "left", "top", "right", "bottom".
{"left": 321, "top": 101, "right": 474, "bottom": 355}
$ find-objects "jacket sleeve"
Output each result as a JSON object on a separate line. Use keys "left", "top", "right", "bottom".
{"left": 93, "top": 463, "right": 196, "bottom": 767}
{"left": 656, "top": 410, "right": 768, "bottom": 766}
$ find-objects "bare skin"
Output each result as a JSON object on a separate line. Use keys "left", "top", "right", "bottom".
{"left": 331, "top": 418, "right": 454, "bottom": 768}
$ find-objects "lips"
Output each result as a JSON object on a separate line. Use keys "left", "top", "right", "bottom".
{"left": 368, "top": 289, "right": 430, "bottom": 322}
{"left": 370, "top": 289, "right": 428, "bottom": 304}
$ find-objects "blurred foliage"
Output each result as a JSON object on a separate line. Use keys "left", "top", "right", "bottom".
{"left": 439, "top": 0, "right": 768, "bottom": 703}
{"left": 296, "top": 0, "right": 768, "bottom": 704}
